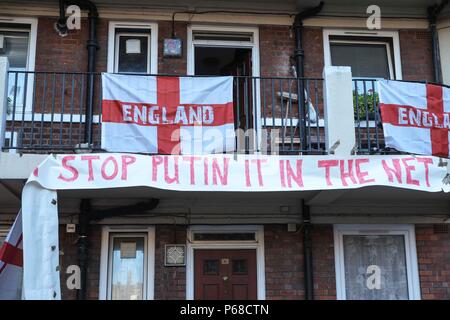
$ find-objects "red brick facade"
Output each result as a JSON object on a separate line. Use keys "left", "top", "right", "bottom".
{"left": 13, "top": 16, "right": 448, "bottom": 301}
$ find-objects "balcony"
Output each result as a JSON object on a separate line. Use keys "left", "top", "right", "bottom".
{"left": 1, "top": 70, "right": 327, "bottom": 155}
{"left": 0, "top": 66, "right": 408, "bottom": 156}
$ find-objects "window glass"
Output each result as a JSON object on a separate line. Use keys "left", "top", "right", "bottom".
{"left": 330, "top": 42, "right": 391, "bottom": 79}
{"left": 0, "top": 30, "right": 30, "bottom": 108}
{"left": 116, "top": 34, "right": 149, "bottom": 73}
{"left": 109, "top": 236, "right": 145, "bottom": 300}
{"left": 343, "top": 235, "right": 409, "bottom": 300}
{"left": 193, "top": 232, "right": 256, "bottom": 241}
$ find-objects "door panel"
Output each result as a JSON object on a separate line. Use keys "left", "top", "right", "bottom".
{"left": 194, "top": 249, "right": 257, "bottom": 300}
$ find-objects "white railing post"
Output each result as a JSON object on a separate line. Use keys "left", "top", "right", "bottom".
{"left": 323, "top": 66, "right": 356, "bottom": 155}
{"left": 0, "top": 57, "right": 9, "bottom": 151}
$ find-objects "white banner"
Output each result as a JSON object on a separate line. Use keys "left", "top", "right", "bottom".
{"left": 28, "top": 154, "right": 449, "bottom": 192}
{"left": 21, "top": 153, "right": 450, "bottom": 299}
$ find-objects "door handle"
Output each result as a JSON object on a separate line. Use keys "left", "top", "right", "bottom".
{"left": 223, "top": 276, "right": 229, "bottom": 282}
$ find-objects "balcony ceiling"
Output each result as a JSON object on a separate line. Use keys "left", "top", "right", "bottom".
{"left": 2, "top": 0, "right": 449, "bottom": 18}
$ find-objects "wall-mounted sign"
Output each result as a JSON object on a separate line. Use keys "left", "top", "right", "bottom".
{"left": 165, "top": 244, "right": 186, "bottom": 266}
{"left": 126, "top": 39, "right": 141, "bottom": 54}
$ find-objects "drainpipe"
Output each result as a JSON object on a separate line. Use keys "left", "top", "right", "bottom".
{"left": 301, "top": 200, "right": 314, "bottom": 300}
{"left": 78, "top": 199, "right": 91, "bottom": 300}
{"left": 56, "top": 0, "right": 99, "bottom": 146}
{"left": 293, "top": 2, "right": 324, "bottom": 151}
{"left": 428, "top": 0, "right": 448, "bottom": 84}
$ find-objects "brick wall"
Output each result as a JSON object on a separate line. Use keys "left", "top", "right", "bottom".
{"left": 59, "top": 224, "right": 101, "bottom": 300}
{"left": 415, "top": 224, "right": 450, "bottom": 300}
{"left": 264, "top": 225, "right": 305, "bottom": 299}
{"left": 312, "top": 225, "right": 336, "bottom": 300}
{"left": 264, "top": 224, "right": 335, "bottom": 300}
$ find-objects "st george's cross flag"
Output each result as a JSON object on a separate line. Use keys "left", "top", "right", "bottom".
{"left": 379, "top": 80, "right": 450, "bottom": 158}
{"left": 101, "top": 74, "right": 235, "bottom": 154}
{"left": 0, "top": 211, "right": 23, "bottom": 300}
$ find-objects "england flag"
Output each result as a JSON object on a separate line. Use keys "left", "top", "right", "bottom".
{"left": 101, "top": 74, "right": 236, "bottom": 154}
{"left": 379, "top": 80, "right": 450, "bottom": 158}
{"left": 0, "top": 211, "right": 23, "bottom": 300}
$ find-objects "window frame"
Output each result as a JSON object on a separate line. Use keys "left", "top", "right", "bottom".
{"left": 0, "top": 17, "right": 38, "bottom": 115}
{"left": 99, "top": 226, "right": 155, "bottom": 300}
{"left": 333, "top": 224, "right": 421, "bottom": 300}
{"left": 107, "top": 21, "right": 158, "bottom": 74}
{"left": 186, "top": 25, "right": 262, "bottom": 150}
{"left": 323, "top": 29, "right": 402, "bottom": 80}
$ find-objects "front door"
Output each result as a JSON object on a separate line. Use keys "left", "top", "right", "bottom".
{"left": 194, "top": 249, "right": 257, "bottom": 300}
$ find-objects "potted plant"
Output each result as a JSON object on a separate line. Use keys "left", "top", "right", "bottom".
{"left": 353, "top": 89, "right": 379, "bottom": 121}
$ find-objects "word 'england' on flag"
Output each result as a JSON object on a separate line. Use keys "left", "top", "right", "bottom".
{"left": 101, "top": 73, "right": 236, "bottom": 155}
{"left": 379, "top": 80, "right": 450, "bottom": 158}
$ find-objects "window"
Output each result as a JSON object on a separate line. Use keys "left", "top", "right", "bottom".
{"left": 334, "top": 225, "right": 421, "bottom": 300}
{"left": 108, "top": 234, "right": 147, "bottom": 300}
{"left": 187, "top": 25, "right": 260, "bottom": 77}
{"left": 0, "top": 18, "right": 37, "bottom": 112}
{"left": 323, "top": 30, "right": 402, "bottom": 80}
{"left": 107, "top": 22, "right": 158, "bottom": 74}
{"left": 99, "top": 227, "right": 155, "bottom": 300}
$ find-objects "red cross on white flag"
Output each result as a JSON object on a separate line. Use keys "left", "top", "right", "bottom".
{"left": 101, "top": 74, "right": 235, "bottom": 154}
{"left": 379, "top": 80, "right": 450, "bottom": 157}
{"left": 0, "top": 211, "right": 23, "bottom": 300}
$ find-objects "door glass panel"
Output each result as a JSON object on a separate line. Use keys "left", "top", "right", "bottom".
{"left": 232, "top": 259, "right": 247, "bottom": 274}
{"left": 330, "top": 42, "right": 391, "bottom": 79}
{"left": 203, "top": 260, "right": 219, "bottom": 275}
{"left": 343, "top": 235, "right": 409, "bottom": 300}
{"left": 110, "top": 236, "right": 145, "bottom": 300}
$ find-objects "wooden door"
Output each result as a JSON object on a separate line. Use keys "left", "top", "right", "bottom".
{"left": 194, "top": 249, "right": 257, "bottom": 300}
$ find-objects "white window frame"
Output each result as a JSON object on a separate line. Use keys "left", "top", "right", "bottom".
{"left": 333, "top": 224, "right": 421, "bottom": 300}
{"left": 99, "top": 226, "right": 155, "bottom": 300}
{"left": 323, "top": 29, "right": 402, "bottom": 80}
{"left": 187, "top": 25, "right": 262, "bottom": 150}
{"left": 186, "top": 225, "right": 266, "bottom": 300}
{"left": 107, "top": 21, "right": 158, "bottom": 74}
{"left": 0, "top": 17, "right": 38, "bottom": 115}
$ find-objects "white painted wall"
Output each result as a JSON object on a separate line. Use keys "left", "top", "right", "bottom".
{"left": 323, "top": 66, "right": 356, "bottom": 155}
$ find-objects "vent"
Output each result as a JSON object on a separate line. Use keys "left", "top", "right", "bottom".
{"left": 193, "top": 31, "right": 253, "bottom": 43}
{"left": 433, "top": 224, "right": 449, "bottom": 234}
{"left": 416, "top": 31, "right": 431, "bottom": 40}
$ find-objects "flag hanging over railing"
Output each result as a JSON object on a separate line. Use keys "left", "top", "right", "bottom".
{"left": 101, "top": 74, "right": 235, "bottom": 154}
{"left": 379, "top": 80, "right": 450, "bottom": 157}
{"left": 0, "top": 211, "right": 23, "bottom": 300}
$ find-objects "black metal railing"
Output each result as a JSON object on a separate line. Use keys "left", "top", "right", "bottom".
{"left": 2, "top": 71, "right": 325, "bottom": 155}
